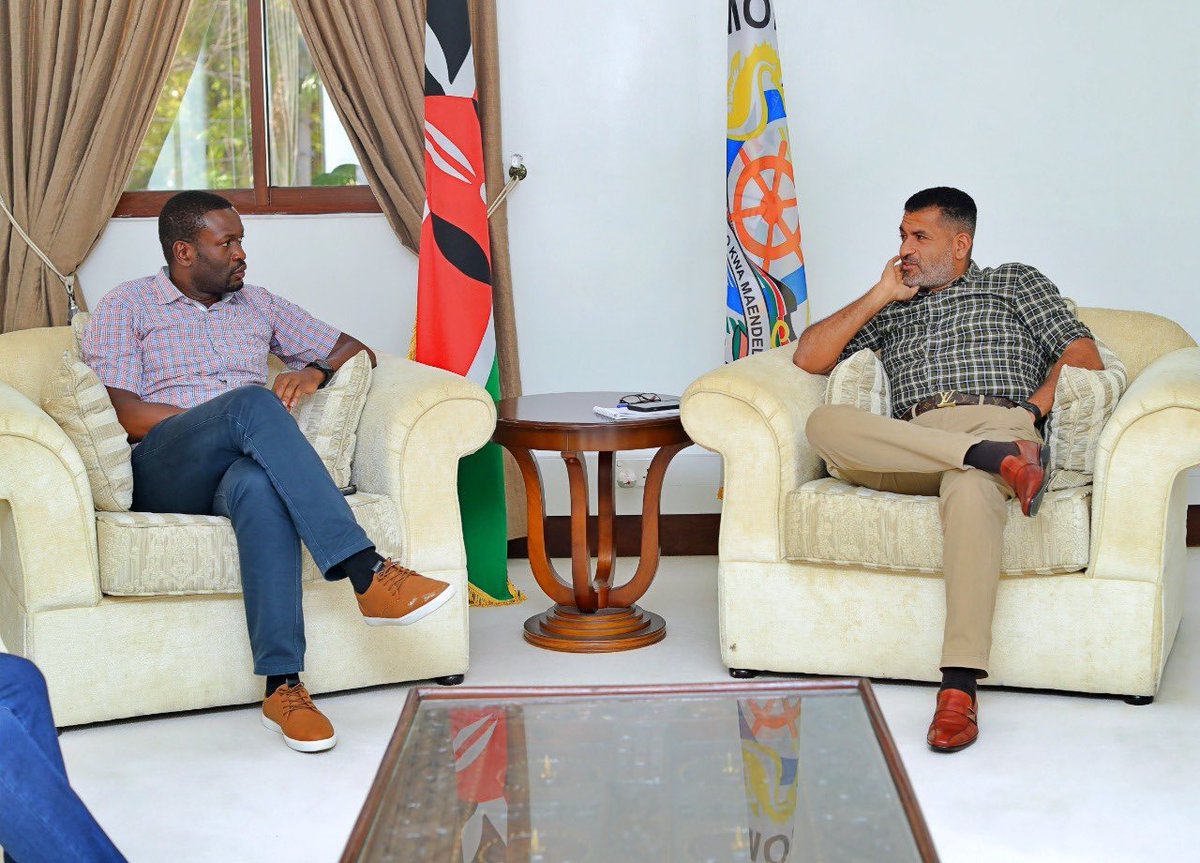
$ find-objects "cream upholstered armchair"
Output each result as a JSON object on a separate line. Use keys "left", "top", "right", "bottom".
{"left": 681, "top": 307, "right": 1199, "bottom": 700}
{"left": 0, "top": 324, "right": 495, "bottom": 725}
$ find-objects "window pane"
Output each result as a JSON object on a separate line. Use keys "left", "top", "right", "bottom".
{"left": 127, "top": 0, "right": 253, "bottom": 191}
{"left": 264, "top": 0, "right": 363, "bottom": 187}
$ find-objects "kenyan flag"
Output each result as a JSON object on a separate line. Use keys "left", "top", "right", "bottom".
{"left": 417, "top": 1, "right": 520, "bottom": 605}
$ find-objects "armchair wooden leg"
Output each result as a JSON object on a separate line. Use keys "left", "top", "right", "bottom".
{"left": 1123, "top": 695, "right": 1153, "bottom": 705}
{"left": 433, "top": 674, "right": 465, "bottom": 686}
{"left": 728, "top": 668, "right": 759, "bottom": 679}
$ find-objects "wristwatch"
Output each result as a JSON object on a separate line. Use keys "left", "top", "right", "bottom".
{"left": 306, "top": 358, "right": 334, "bottom": 389}
{"left": 1017, "top": 400, "right": 1044, "bottom": 424}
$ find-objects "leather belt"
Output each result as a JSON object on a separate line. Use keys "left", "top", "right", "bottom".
{"left": 904, "top": 391, "right": 1017, "bottom": 421}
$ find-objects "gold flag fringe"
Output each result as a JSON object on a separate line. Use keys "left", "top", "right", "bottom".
{"left": 468, "top": 580, "right": 528, "bottom": 607}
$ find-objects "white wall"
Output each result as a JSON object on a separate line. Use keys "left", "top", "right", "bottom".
{"left": 79, "top": 0, "right": 1199, "bottom": 511}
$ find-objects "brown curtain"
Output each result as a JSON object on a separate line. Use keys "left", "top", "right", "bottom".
{"left": 291, "top": 0, "right": 526, "bottom": 538}
{"left": 0, "top": 1, "right": 192, "bottom": 332}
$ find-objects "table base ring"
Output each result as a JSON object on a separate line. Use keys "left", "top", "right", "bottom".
{"left": 523, "top": 604, "right": 666, "bottom": 653}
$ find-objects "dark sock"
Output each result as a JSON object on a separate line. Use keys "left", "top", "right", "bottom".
{"left": 940, "top": 667, "right": 979, "bottom": 698}
{"left": 265, "top": 673, "right": 300, "bottom": 697}
{"left": 335, "top": 547, "right": 385, "bottom": 594}
{"left": 963, "top": 440, "right": 1020, "bottom": 474}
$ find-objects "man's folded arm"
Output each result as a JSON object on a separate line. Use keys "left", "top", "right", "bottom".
{"left": 327, "top": 332, "right": 376, "bottom": 369}
{"left": 106, "top": 387, "right": 186, "bottom": 444}
{"left": 1025, "top": 337, "right": 1105, "bottom": 418}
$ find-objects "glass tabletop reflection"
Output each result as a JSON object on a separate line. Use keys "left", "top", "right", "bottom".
{"left": 347, "top": 685, "right": 932, "bottom": 863}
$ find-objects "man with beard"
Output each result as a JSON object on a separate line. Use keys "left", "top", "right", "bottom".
{"left": 796, "top": 187, "right": 1103, "bottom": 752}
{"left": 82, "top": 191, "right": 455, "bottom": 753}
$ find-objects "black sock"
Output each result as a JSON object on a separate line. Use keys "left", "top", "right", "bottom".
{"left": 335, "top": 547, "right": 385, "bottom": 594}
{"left": 963, "top": 441, "right": 1019, "bottom": 474}
{"left": 940, "top": 667, "right": 980, "bottom": 698}
{"left": 265, "top": 673, "right": 300, "bottom": 697}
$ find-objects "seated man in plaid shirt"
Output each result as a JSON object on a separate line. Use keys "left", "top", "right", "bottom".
{"left": 796, "top": 187, "right": 1103, "bottom": 753}
{"left": 82, "top": 191, "right": 455, "bottom": 754}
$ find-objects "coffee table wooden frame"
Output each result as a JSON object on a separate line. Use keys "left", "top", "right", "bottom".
{"left": 492, "top": 395, "right": 692, "bottom": 652}
{"left": 341, "top": 678, "right": 939, "bottom": 863}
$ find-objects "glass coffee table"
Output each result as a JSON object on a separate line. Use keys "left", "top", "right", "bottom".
{"left": 341, "top": 680, "right": 938, "bottom": 862}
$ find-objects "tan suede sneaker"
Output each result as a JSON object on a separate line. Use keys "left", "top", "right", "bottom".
{"left": 261, "top": 683, "right": 336, "bottom": 753}
{"left": 356, "top": 559, "right": 455, "bottom": 626}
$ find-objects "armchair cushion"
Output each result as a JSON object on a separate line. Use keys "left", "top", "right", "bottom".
{"left": 786, "top": 477, "right": 1091, "bottom": 574}
{"left": 1046, "top": 341, "right": 1127, "bottom": 490}
{"left": 823, "top": 349, "right": 890, "bottom": 480}
{"left": 824, "top": 349, "right": 891, "bottom": 416}
{"left": 40, "top": 353, "right": 133, "bottom": 512}
{"left": 96, "top": 492, "right": 400, "bottom": 596}
{"left": 278, "top": 350, "right": 372, "bottom": 488}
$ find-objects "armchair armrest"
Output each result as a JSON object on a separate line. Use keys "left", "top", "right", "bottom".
{"left": 681, "top": 345, "right": 827, "bottom": 563}
{"left": 351, "top": 353, "right": 497, "bottom": 574}
{"left": 1089, "top": 347, "right": 1200, "bottom": 583}
{"left": 0, "top": 382, "right": 101, "bottom": 626}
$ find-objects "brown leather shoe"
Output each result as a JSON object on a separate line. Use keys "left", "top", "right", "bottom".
{"left": 262, "top": 682, "right": 336, "bottom": 753}
{"left": 999, "top": 440, "right": 1050, "bottom": 517}
{"left": 926, "top": 689, "right": 979, "bottom": 753}
{"left": 356, "top": 559, "right": 455, "bottom": 626}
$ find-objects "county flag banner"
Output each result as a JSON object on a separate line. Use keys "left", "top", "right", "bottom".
{"left": 726, "top": 1, "right": 808, "bottom": 362}
{"left": 418, "top": 0, "right": 521, "bottom": 605}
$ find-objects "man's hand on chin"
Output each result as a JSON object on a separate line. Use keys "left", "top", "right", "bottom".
{"left": 273, "top": 367, "right": 325, "bottom": 411}
{"left": 873, "top": 255, "right": 920, "bottom": 304}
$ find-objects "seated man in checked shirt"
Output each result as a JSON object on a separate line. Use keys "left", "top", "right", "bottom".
{"left": 796, "top": 187, "right": 1104, "bottom": 754}
{"left": 82, "top": 191, "right": 455, "bottom": 754}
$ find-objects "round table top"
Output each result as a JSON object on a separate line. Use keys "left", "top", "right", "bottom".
{"left": 493, "top": 391, "right": 690, "bottom": 451}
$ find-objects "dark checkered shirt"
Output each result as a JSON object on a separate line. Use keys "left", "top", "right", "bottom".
{"left": 841, "top": 261, "right": 1093, "bottom": 418}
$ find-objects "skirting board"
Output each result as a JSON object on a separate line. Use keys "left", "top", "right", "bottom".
{"left": 509, "top": 507, "right": 1200, "bottom": 558}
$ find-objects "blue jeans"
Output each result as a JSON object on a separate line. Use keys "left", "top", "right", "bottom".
{"left": 131, "top": 386, "right": 374, "bottom": 676}
{"left": 0, "top": 655, "right": 125, "bottom": 863}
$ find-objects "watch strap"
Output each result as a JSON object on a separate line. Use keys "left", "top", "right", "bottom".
{"left": 306, "top": 359, "right": 334, "bottom": 389}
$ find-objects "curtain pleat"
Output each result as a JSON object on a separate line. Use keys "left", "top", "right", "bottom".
{"left": 0, "top": 0, "right": 192, "bottom": 332}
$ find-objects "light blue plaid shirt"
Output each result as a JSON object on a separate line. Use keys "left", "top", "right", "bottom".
{"left": 82, "top": 268, "right": 339, "bottom": 409}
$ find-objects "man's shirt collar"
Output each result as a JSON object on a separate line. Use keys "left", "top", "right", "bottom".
{"left": 151, "top": 267, "right": 243, "bottom": 307}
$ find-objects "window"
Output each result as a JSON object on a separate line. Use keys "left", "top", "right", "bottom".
{"left": 116, "top": 0, "right": 378, "bottom": 216}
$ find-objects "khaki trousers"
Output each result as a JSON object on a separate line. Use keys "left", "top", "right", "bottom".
{"left": 804, "top": 403, "right": 1043, "bottom": 674}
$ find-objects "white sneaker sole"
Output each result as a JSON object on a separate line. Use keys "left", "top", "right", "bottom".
{"left": 261, "top": 714, "right": 337, "bottom": 753}
{"left": 363, "top": 582, "right": 456, "bottom": 626}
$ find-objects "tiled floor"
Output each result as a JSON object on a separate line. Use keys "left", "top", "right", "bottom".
{"left": 59, "top": 551, "right": 1200, "bottom": 862}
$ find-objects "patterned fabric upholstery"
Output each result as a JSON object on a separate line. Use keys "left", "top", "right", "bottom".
{"left": 270, "top": 349, "right": 372, "bottom": 488}
{"left": 822, "top": 349, "right": 890, "bottom": 480}
{"left": 1046, "top": 340, "right": 1128, "bottom": 490}
{"left": 97, "top": 492, "right": 400, "bottom": 595}
{"left": 824, "top": 348, "right": 890, "bottom": 416}
{"left": 40, "top": 353, "right": 134, "bottom": 511}
{"left": 785, "top": 478, "right": 1091, "bottom": 574}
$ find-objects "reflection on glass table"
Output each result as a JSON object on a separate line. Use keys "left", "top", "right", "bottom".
{"left": 343, "top": 681, "right": 938, "bottom": 863}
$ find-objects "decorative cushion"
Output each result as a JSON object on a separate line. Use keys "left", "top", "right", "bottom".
{"left": 40, "top": 352, "right": 134, "bottom": 512}
{"left": 96, "top": 492, "right": 401, "bottom": 595}
{"left": 1046, "top": 341, "right": 1127, "bottom": 490}
{"left": 785, "top": 478, "right": 1091, "bottom": 575}
{"left": 821, "top": 349, "right": 890, "bottom": 478}
{"left": 824, "top": 349, "right": 891, "bottom": 416}
{"left": 270, "top": 350, "right": 372, "bottom": 488}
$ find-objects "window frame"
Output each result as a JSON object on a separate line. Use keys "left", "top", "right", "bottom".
{"left": 113, "top": 0, "right": 380, "bottom": 218}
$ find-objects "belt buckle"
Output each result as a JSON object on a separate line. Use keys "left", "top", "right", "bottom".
{"left": 934, "top": 391, "right": 957, "bottom": 410}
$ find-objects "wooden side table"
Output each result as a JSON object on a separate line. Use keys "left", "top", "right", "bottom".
{"left": 493, "top": 392, "right": 692, "bottom": 652}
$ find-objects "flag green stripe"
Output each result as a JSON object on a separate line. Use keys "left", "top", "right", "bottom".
{"left": 458, "top": 355, "right": 514, "bottom": 602}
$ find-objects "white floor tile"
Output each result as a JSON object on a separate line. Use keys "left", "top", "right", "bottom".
{"left": 58, "top": 551, "right": 1200, "bottom": 862}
